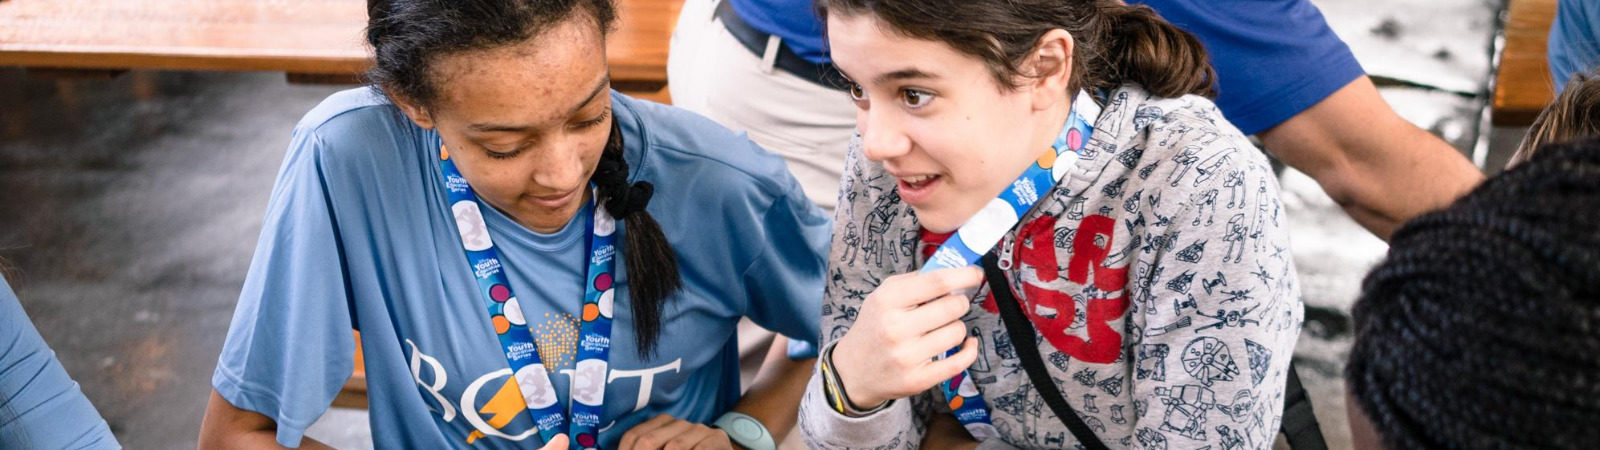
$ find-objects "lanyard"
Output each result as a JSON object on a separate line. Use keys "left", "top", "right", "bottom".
{"left": 438, "top": 145, "right": 617, "bottom": 450}
{"left": 918, "top": 91, "right": 1101, "bottom": 440}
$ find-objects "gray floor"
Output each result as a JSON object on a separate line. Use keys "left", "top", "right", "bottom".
{"left": 0, "top": 0, "right": 1523, "bottom": 448}
{"left": 0, "top": 69, "right": 347, "bottom": 449}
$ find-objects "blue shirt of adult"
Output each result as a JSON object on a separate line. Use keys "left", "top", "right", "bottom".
{"left": 211, "top": 88, "right": 830, "bottom": 448}
{"left": 1550, "top": 0, "right": 1600, "bottom": 92}
{"left": 0, "top": 276, "right": 120, "bottom": 449}
{"left": 730, "top": 0, "right": 1365, "bottom": 135}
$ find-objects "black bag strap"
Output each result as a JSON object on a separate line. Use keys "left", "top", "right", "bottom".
{"left": 1280, "top": 364, "right": 1328, "bottom": 449}
{"left": 981, "top": 253, "right": 1110, "bottom": 450}
{"left": 982, "top": 252, "right": 1328, "bottom": 449}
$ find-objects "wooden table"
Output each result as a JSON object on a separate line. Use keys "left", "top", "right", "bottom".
{"left": 1492, "top": 0, "right": 1558, "bottom": 126}
{"left": 0, "top": 0, "right": 680, "bottom": 100}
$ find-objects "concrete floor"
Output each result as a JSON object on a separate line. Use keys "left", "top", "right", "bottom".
{"left": 0, "top": 69, "right": 347, "bottom": 449}
{"left": 0, "top": 0, "right": 1525, "bottom": 447}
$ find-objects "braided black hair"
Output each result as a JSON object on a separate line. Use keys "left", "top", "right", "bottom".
{"left": 593, "top": 119, "right": 681, "bottom": 356}
{"left": 1346, "top": 138, "right": 1600, "bottom": 449}
{"left": 366, "top": 0, "right": 682, "bottom": 356}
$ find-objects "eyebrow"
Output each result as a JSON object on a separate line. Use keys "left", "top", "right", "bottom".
{"left": 872, "top": 68, "right": 939, "bottom": 85}
{"left": 467, "top": 75, "right": 611, "bottom": 133}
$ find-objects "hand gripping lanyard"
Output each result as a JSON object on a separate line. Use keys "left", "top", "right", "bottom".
{"left": 439, "top": 145, "right": 617, "bottom": 449}
{"left": 918, "top": 91, "right": 1101, "bottom": 440}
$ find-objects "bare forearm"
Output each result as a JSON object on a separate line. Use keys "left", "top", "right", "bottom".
{"left": 1259, "top": 76, "right": 1484, "bottom": 240}
{"left": 1314, "top": 124, "right": 1480, "bottom": 238}
{"left": 199, "top": 390, "right": 333, "bottom": 450}
{"left": 730, "top": 336, "right": 814, "bottom": 442}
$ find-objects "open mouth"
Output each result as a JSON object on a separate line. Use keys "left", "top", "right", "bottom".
{"left": 897, "top": 174, "right": 942, "bottom": 204}
{"left": 900, "top": 174, "right": 939, "bottom": 189}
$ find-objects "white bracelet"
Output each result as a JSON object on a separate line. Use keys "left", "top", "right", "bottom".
{"left": 712, "top": 411, "right": 776, "bottom": 450}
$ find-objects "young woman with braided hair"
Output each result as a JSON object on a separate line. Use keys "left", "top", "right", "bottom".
{"left": 1346, "top": 138, "right": 1600, "bottom": 449}
{"left": 198, "top": 0, "right": 830, "bottom": 448}
{"left": 802, "top": 0, "right": 1303, "bottom": 448}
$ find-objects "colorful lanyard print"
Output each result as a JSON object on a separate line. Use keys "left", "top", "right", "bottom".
{"left": 439, "top": 145, "right": 617, "bottom": 449}
{"left": 919, "top": 91, "right": 1101, "bottom": 439}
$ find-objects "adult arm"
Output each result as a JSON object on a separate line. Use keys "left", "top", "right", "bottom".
{"left": 0, "top": 278, "right": 119, "bottom": 449}
{"left": 1258, "top": 76, "right": 1482, "bottom": 239}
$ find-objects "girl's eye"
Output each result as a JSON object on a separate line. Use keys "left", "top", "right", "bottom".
{"left": 484, "top": 145, "right": 523, "bottom": 159}
{"left": 901, "top": 89, "right": 932, "bottom": 108}
{"left": 847, "top": 82, "right": 867, "bottom": 101}
{"left": 574, "top": 109, "right": 610, "bottom": 129}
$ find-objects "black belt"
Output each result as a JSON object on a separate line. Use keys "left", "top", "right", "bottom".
{"left": 714, "top": 0, "right": 847, "bottom": 90}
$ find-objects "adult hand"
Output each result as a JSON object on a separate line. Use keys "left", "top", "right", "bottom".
{"left": 831, "top": 266, "right": 984, "bottom": 410}
{"left": 543, "top": 434, "right": 570, "bottom": 450}
{"left": 618, "top": 414, "right": 734, "bottom": 450}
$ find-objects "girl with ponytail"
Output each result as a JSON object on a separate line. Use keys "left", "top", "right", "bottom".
{"left": 200, "top": 1, "right": 830, "bottom": 448}
{"left": 803, "top": 1, "right": 1302, "bottom": 448}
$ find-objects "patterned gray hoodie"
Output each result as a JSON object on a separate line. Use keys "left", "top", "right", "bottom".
{"left": 799, "top": 85, "right": 1304, "bottom": 450}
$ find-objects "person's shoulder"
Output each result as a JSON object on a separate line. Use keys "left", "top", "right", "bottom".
{"left": 1135, "top": 93, "right": 1250, "bottom": 150}
{"left": 613, "top": 93, "right": 796, "bottom": 200}
{"left": 294, "top": 87, "right": 400, "bottom": 135}
{"left": 1126, "top": 92, "right": 1273, "bottom": 189}
{"left": 287, "top": 87, "right": 423, "bottom": 170}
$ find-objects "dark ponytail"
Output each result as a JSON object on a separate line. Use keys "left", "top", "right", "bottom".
{"left": 365, "top": 0, "right": 682, "bottom": 357}
{"left": 592, "top": 119, "right": 682, "bottom": 357}
{"left": 1094, "top": 2, "right": 1216, "bottom": 99}
{"left": 816, "top": 0, "right": 1215, "bottom": 99}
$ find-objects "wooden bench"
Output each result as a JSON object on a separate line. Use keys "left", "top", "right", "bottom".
{"left": 0, "top": 0, "right": 681, "bottom": 102}
{"left": 1492, "top": 0, "right": 1558, "bottom": 126}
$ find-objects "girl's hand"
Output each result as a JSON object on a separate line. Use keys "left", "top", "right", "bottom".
{"left": 831, "top": 267, "right": 984, "bottom": 409}
{"left": 618, "top": 414, "right": 734, "bottom": 450}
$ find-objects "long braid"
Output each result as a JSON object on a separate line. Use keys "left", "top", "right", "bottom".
{"left": 1347, "top": 138, "right": 1600, "bottom": 449}
{"left": 592, "top": 118, "right": 681, "bottom": 357}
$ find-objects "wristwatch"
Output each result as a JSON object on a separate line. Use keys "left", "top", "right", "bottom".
{"left": 712, "top": 411, "right": 776, "bottom": 450}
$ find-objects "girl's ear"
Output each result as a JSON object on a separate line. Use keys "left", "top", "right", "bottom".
{"left": 387, "top": 89, "right": 437, "bottom": 130}
{"left": 1024, "top": 29, "right": 1076, "bottom": 112}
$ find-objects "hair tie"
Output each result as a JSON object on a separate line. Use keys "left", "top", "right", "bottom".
{"left": 595, "top": 156, "right": 653, "bottom": 218}
{"left": 607, "top": 182, "right": 654, "bottom": 219}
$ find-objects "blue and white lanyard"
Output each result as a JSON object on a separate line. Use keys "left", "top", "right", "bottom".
{"left": 919, "top": 91, "right": 1101, "bottom": 439}
{"left": 439, "top": 145, "right": 618, "bottom": 449}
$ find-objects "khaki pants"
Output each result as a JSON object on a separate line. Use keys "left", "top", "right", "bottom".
{"left": 667, "top": 0, "right": 857, "bottom": 213}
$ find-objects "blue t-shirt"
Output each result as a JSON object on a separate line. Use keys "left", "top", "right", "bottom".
{"left": 1135, "top": 0, "right": 1365, "bottom": 134}
{"left": 212, "top": 88, "right": 830, "bottom": 448}
{"left": 1, "top": 276, "right": 119, "bottom": 449}
{"left": 728, "top": 0, "right": 830, "bottom": 64}
{"left": 1550, "top": 0, "right": 1600, "bottom": 92}
{"left": 740, "top": 0, "right": 1364, "bottom": 134}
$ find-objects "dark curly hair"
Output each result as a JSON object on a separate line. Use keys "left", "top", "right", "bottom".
{"left": 1346, "top": 137, "right": 1600, "bottom": 448}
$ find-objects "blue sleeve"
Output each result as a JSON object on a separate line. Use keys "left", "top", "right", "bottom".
{"left": 1549, "top": 0, "right": 1600, "bottom": 92}
{"left": 1134, "top": 0, "right": 1367, "bottom": 134}
{"left": 0, "top": 277, "right": 120, "bottom": 449}
{"left": 211, "top": 127, "right": 356, "bottom": 448}
{"left": 740, "top": 177, "right": 830, "bottom": 360}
